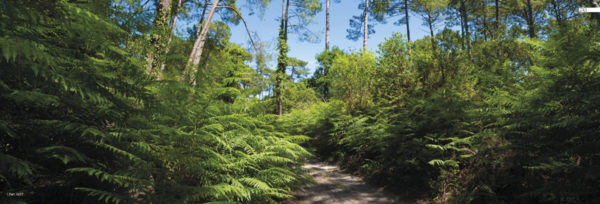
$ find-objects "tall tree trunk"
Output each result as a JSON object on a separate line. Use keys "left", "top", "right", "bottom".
{"left": 427, "top": 13, "right": 435, "bottom": 50}
{"left": 526, "top": 0, "right": 536, "bottom": 38}
{"left": 285, "top": 0, "right": 290, "bottom": 36}
{"left": 326, "top": 0, "right": 330, "bottom": 51}
{"left": 550, "top": 0, "right": 563, "bottom": 26}
{"left": 404, "top": 0, "right": 410, "bottom": 42}
{"left": 363, "top": 0, "right": 369, "bottom": 51}
{"left": 275, "top": 0, "right": 290, "bottom": 115}
{"left": 188, "top": 0, "right": 208, "bottom": 64}
{"left": 427, "top": 12, "right": 444, "bottom": 85}
{"left": 185, "top": 0, "right": 220, "bottom": 83}
{"left": 147, "top": 0, "right": 172, "bottom": 73}
{"left": 495, "top": 0, "right": 499, "bottom": 29}
{"left": 281, "top": 0, "right": 291, "bottom": 115}
{"left": 459, "top": 0, "right": 465, "bottom": 49}
{"left": 324, "top": 0, "right": 331, "bottom": 99}
{"left": 290, "top": 66, "right": 295, "bottom": 82}
{"left": 461, "top": 1, "right": 469, "bottom": 50}
{"left": 159, "top": 0, "right": 184, "bottom": 75}
{"left": 482, "top": 1, "right": 488, "bottom": 41}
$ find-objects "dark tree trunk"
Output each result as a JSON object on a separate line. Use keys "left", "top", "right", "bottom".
{"left": 551, "top": 0, "right": 563, "bottom": 25}
{"left": 404, "top": 0, "right": 410, "bottom": 42}
{"left": 290, "top": 66, "right": 295, "bottom": 82}
{"left": 363, "top": 0, "right": 369, "bottom": 51}
{"left": 495, "top": 0, "right": 499, "bottom": 29}
{"left": 427, "top": 13, "right": 435, "bottom": 51}
{"left": 526, "top": 0, "right": 536, "bottom": 38}
{"left": 483, "top": 2, "right": 488, "bottom": 41}
{"left": 459, "top": 0, "right": 465, "bottom": 49}
{"left": 326, "top": 0, "right": 330, "bottom": 51}
{"left": 461, "top": 1, "right": 469, "bottom": 50}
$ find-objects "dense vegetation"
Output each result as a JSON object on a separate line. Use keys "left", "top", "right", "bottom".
{"left": 0, "top": 0, "right": 310, "bottom": 203}
{"left": 298, "top": 1, "right": 600, "bottom": 203}
{"left": 2, "top": 0, "right": 600, "bottom": 203}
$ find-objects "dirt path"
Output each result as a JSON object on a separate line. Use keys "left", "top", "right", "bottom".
{"left": 285, "top": 161, "right": 408, "bottom": 204}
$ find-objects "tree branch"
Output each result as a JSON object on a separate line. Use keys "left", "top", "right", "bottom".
{"left": 216, "top": 5, "right": 259, "bottom": 53}
{"left": 141, "top": 0, "right": 152, "bottom": 8}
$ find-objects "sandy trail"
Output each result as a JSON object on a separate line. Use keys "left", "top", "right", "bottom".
{"left": 285, "top": 161, "right": 407, "bottom": 204}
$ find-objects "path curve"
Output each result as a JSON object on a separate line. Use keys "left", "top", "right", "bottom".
{"left": 285, "top": 161, "right": 407, "bottom": 204}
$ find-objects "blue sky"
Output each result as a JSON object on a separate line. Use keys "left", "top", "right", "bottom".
{"left": 213, "top": 0, "right": 432, "bottom": 74}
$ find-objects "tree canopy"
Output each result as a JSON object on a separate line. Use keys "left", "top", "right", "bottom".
{"left": 2, "top": 0, "right": 600, "bottom": 203}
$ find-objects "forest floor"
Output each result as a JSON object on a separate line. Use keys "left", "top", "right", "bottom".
{"left": 285, "top": 161, "right": 418, "bottom": 204}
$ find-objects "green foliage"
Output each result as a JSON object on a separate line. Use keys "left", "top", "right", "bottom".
{"left": 297, "top": 9, "right": 600, "bottom": 203}
{"left": 329, "top": 52, "right": 378, "bottom": 112}
{"left": 281, "top": 82, "right": 320, "bottom": 110}
{"left": 485, "top": 22, "right": 600, "bottom": 203}
{"left": 5, "top": 0, "right": 600, "bottom": 203}
{"left": 0, "top": 1, "right": 311, "bottom": 203}
{"left": 308, "top": 47, "right": 345, "bottom": 100}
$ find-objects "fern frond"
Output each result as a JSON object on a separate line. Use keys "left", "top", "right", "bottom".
{"left": 239, "top": 177, "right": 271, "bottom": 191}
{"left": 74, "top": 187, "right": 127, "bottom": 204}
{"left": 95, "top": 143, "right": 143, "bottom": 163}
{"left": 0, "top": 154, "right": 34, "bottom": 179}
{"left": 428, "top": 159, "right": 459, "bottom": 168}
{"left": 35, "top": 146, "right": 89, "bottom": 164}
{"left": 67, "top": 167, "right": 144, "bottom": 188}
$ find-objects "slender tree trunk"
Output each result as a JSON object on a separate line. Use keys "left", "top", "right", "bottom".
{"left": 459, "top": 0, "right": 465, "bottom": 49}
{"left": 275, "top": 0, "right": 290, "bottom": 115}
{"left": 189, "top": 0, "right": 209, "bottom": 60}
{"left": 482, "top": 2, "right": 488, "bottom": 41}
{"left": 404, "top": 0, "right": 410, "bottom": 42}
{"left": 427, "top": 13, "right": 435, "bottom": 50}
{"left": 526, "top": 0, "right": 536, "bottom": 38}
{"left": 324, "top": 0, "right": 331, "bottom": 99}
{"left": 190, "top": 0, "right": 218, "bottom": 65}
{"left": 168, "top": 0, "right": 183, "bottom": 51}
{"left": 147, "top": 0, "right": 172, "bottom": 73}
{"left": 550, "top": 0, "right": 563, "bottom": 26}
{"left": 185, "top": 0, "right": 208, "bottom": 79}
{"left": 495, "top": 0, "right": 499, "bottom": 29}
{"left": 363, "top": 0, "right": 369, "bottom": 51}
{"left": 185, "top": 0, "right": 220, "bottom": 82}
{"left": 427, "top": 12, "right": 444, "bottom": 85}
{"left": 461, "top": 1, "right": 469, "bottom": 50}
{"left": 159, "top": 0, "right": 184, "bottom": 74}
{"left": 285, "top": 0, "right": 290, "bottom": 36}
{"left": 326, "top": 0, "right": 330, "bottom": 51}
{"left": 290, "top": 66, "right": 295, "bottom": 82}
{"left": 280, "top": 0, "right": 291, "bottom": 115}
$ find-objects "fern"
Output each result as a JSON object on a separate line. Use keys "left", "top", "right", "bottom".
{"left": 35, "top": 146, "right": 89, "bottom": 164}
{"left": 0, "top": 154, "right": 34, "bottom": 179}
{"left": 428, "top": 159, "right": 460, "bottom": 168}
{"left": 74, "top": 187, "right": 128, "bottom": 204}
{"left": 66, "top": 167, "right": 145, "bottom": 188}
